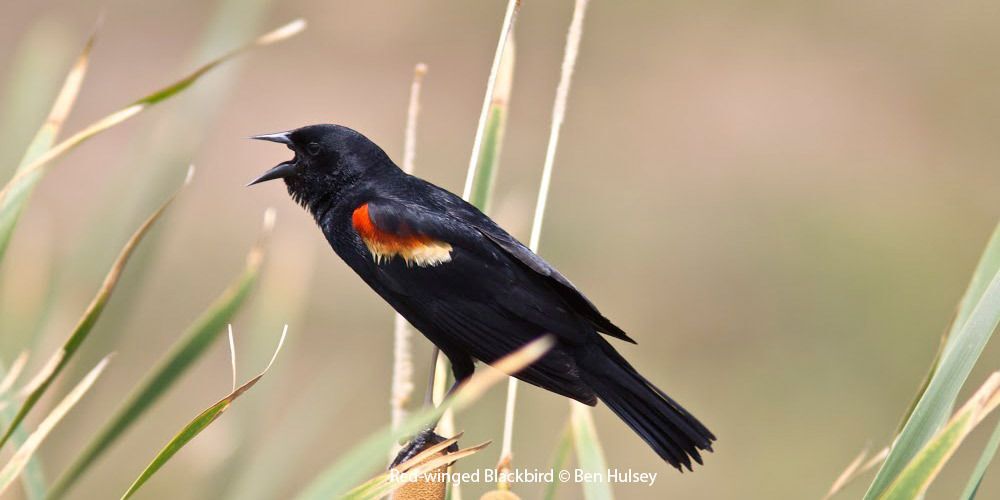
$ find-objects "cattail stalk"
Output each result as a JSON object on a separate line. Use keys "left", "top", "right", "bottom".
{"left": 391, "top": 64, "right": 428, "bottom": 452}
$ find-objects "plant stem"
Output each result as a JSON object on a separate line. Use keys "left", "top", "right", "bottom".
{"left": 390, "top": 63, "right": 427, "bottom": 454}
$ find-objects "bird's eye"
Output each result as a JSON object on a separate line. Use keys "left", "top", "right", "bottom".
{"left": 306, "top": 142, "right": 321, "bottom": 156}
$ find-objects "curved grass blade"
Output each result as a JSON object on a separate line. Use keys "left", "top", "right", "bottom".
{"left": 0, "top": 28, "right": 94, "bottom": 263}
{"left": 296, "top": 336, "right": 553, "bottom": 500}
{"left": 0, "top": 352, "right": 28, "bottom": 395}
{"left": 0, "top": 20, "right": 75, "bottom": 178}
{"left": 68, "top": 0, "right": 277, "bottom": 361}
{"left": 896, "top": 225, "right": 1000, "bottom": 434}
{"left": 866, "top": 223, "right": 1000, "bottom": 498}
{"left": 0, "top": 355, "right": 111, "bottom": 495}
{"left": 880, "top": 372, "right": 1000, "bottom": 500}
{"left": 0, "top": 168, "right": 191, "bottom": 451}
{"left": 542, "top": 422, "right": 573, "bottom": 500}
{"left": 119, "top": 326, "right": 287, "bottom": 499}
{"left": 0, "top": 355, "right": 45, "bottom": 500}
{"left": 960, "top": 415, "right": 1000, "bottom": 499}
{"left": 48, "top": 210, "right": 274, "bottom": 500}
{"left": 823, "top": 446, "right": 888, "bottom": 500}
{"left": 0, "top": 19, "right": 305, "bottom": 233}
{"left": 571, "top": 401, "right": 613, "bottom": 500}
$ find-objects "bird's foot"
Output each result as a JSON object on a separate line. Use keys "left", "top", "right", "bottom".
{"left": 390, "top": 428, "right": 458, "bottom": 469}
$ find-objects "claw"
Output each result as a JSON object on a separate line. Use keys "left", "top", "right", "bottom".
{"left": 390, "top": 428, "right": 459, "bottom": 469}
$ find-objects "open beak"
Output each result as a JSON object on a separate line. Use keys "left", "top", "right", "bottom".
{"left": 250, "top": 131, "right": 292, "bottom": 145}
{"left": 248, "top": 131, "right": 296, "bottom": 186}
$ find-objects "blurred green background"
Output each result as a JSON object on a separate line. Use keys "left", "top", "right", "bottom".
{"left": 2, "top": 0, "right": 1000, "bottom": 498}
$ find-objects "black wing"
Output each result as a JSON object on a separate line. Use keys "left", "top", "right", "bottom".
{"left": 471, "top": 223, "right": 635, "bottom": 343}
{"left": 360, "top": 197, "right": 631, "bottom": 403}
{"left": 365, "top": 195, "right": 634, "bottom": 343}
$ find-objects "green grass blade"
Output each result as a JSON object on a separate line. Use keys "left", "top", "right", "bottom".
{"left": 571, "top": 401, "right": 614, "bottom": 500}
{"left": 0, "top": 29, "right": 94, "bottom": 263}
{"left": 0, "top": 357, "right": 45, "bottom": 500}
{"left": 0, "top": 356, "right": 111, "bottom": 496}
{"left": 120, "top": 327, "right": 286, "bottom": 499}
{"left": 880, "top": 373, "right": 1000, "bottom": 500}
{"left": 960, "top": 414, "right": 1000, "bottom": 499}
{"left": 47, "top": 212, "right": 273, "bottom": 500}
{"left": 0, "top": 170, "right": 189, "bottom": 451}
{"left": 467, "top": 36, "right": 514, "bottom": 213}
{"left": 950, "top": 225, "right": 1000, "bottom": 341}
{"left": 460, "top": 0, "right": 519, "bottom": 202}
{"left": 0, "top": 20, "right": 74, "bottom": 178}
{"left": 543, "top": 422, "right": 574, "bottom": 500}
{"left": 897, "top": 225, "right": 1000, "bottom": 433}
{"left": 296, "top": 336, "right": 553, "bottom": 500}
{"left": 0, "top": 20, "right": 304, "bottom": 262}
{"left": 866, "top": 222, "right": 1000, "bottom": 498}
{"left": 431, "top": 0, "right": 519, "bottom": 470}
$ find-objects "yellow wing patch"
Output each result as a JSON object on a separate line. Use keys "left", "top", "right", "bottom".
{"left": 352, "top": 203, "right": 453, "bottom": 267}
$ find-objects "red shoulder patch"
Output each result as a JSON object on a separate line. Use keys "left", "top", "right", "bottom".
{"left": 352, "top": 203, "right": 452, "bottom": 266}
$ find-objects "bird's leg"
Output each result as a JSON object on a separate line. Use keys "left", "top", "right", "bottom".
{"left": 390, "top": 357, "right": 474, "bottom": 469}
{"left": 422, "top": 347, "right": 441, "bottom": 407}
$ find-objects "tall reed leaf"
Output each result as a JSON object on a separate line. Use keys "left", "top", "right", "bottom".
{"left": 866, "top": 222, "right": 1000, "bottom": 498}
{"left": 0, "top": 356, "right": 111, "bottom": 495}
{"left": 428, "top": 0, "right": 520, "bottom": 471}
{"left": 460, "top": 0, "right": 520, "bottom": 201}
{"left": 0, "top": 168, "right": 191, "bottom": 450}
{"left": 296, "top": 336, "right": 553, "bottom": 500}
{"left": 48, "top": 210, "right": 274, "bottom": 500}
{"left": 880, "top": 372, "right": 1000, "bottom": 500}
{"left": 0, "top": 19, "right": 304, "bottom": 264}
{"left": 0, "top": 29, "right": 94, "bottom": 263}
{"left": 119, "top": 326, "right": 287, "bottom": 499}
{"left": 467, "top": 36, "right": 514, "bottom": 213}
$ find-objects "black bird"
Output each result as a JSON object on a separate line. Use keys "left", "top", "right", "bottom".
{"left": 249, "top": 124, "right": 715, "bottom": 470}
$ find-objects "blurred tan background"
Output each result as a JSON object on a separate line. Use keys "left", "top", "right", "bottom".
{"left": 2, "top": 0, "right": 1000, "bottom": 498}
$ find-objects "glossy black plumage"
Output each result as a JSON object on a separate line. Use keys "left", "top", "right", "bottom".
{"left": 250, "top": 124, "right": 715, "bottom": 470}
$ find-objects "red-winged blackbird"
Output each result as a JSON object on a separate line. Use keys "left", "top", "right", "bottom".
{"left": 249, "top": 124, "right": 715, "bottom": 470}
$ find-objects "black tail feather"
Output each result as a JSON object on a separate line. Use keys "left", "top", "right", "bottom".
{"left": 578, "top": 340, "right": 715, "bottom": 471}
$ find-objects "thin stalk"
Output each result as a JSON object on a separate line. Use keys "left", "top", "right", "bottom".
{"left": 499, "top": 0, "right": 591, "bottom": 471}
{"left": 391, "top": 63, "right": 428, "bottom": 450}
{"left": 402, "top": 64, "right": 427, "bottom": 176}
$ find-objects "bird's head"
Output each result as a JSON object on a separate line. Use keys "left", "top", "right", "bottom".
{"left": 248, "top": 124, "right": 394, "bottom": 209}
